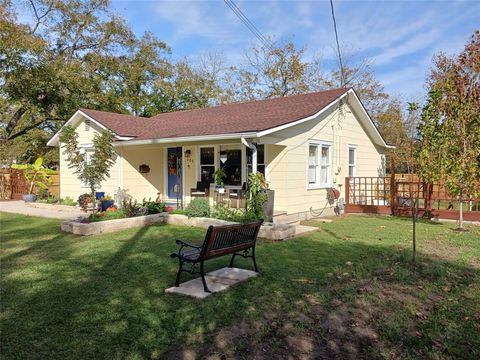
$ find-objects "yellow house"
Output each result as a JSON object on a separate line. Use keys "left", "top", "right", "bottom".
{"left": 47, "top": 88, "right": 393, "bottom": 220}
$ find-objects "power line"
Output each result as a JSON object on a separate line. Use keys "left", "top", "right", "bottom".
{"left": 329, "top": 0, "right": 345, "bottom": 87}
{"left": 223, "top": 0, "right": 273, "bottom": 51}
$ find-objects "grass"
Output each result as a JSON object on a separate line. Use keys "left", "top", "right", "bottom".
{"left": 1, "top": 212, "right": 479, "bottom": 359}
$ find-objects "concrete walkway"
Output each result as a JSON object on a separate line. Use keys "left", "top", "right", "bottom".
{"left": 165, "top": 267, "right": 259, "bottom": 299}
{"left": 0, "top": 200, "right": 85, "bottom": 220}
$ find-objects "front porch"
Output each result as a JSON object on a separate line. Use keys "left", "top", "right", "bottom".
{"left": 116, "top": 139, "right": 275, "bottom": 211}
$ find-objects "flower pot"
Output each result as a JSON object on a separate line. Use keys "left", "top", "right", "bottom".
{"left": 261, "top": 189, "right": 275, "bottom": 223}
{"left": 100, "top": 200, "right": 114, "bottom": 212}
{"left": 23, "top": 194, "right": 37, "bottom": 202}
{"left": 95, "top": 192, "right": 105, "bottom": 200}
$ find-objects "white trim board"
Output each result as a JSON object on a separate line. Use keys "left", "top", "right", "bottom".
{"left": 47, "top": 110, "right": 134, "bottom": 147}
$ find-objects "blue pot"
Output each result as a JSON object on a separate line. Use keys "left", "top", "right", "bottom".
{"left": 23, "top": 194, "right": 37, "bottom": 202}
{"left": 95, "top": 192, "right": 105, "bottom": 200}
{"left": 101, "top": 200, "right": 114, "bottom": 211}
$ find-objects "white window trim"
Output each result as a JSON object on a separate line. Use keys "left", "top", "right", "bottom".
{"left": 197, "top": 145, "right": 216, "bottom": 183}
{"left": 307, "top": 140, "right": 333, "bottom": 189}
{"left": 348, "top": 144, "right": 357, "bottom": 178}
{"left": 80, "top": 144, "right": 94, "bottom": 188}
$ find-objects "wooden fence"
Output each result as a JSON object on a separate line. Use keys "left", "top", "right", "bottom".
{"left": 345, "top": 176, "right": 480, "bottom": 221}
{"left": 0, "top": 169, "right": 60, "bottom": 200}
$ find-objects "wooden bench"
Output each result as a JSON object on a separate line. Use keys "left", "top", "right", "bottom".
{"left": 170, "top": 220, "right": 263, "bottom": 293}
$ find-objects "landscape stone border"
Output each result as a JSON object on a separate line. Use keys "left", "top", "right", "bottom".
{"left": 61, "top": 213, "right": 296, "bottom": 240}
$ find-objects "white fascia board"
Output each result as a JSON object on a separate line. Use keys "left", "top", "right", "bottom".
{"left": 256, "top": 92, "right": 350, "bottom": 138}
{"left": 47, "top": 110, "right": 129, "bottom": 147}
{"left": 113, "top": 132, "right": 258, "bottom": 147}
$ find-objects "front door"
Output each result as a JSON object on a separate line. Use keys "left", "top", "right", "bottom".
{"left": 167, "top": 147, "right": 182, "bottom": 200}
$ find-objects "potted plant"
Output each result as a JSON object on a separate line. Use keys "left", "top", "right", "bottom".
{"left": 11, "top": 157, "right": 55, "bottom": 202}
{"left": 99, "top": 195, "right": 114, "bottom": 212}
{"left": 255, "top": 172, "right": 275, "bottom": 222}
{"left": 214, "top": 168, "right": 226, "bottom": 194}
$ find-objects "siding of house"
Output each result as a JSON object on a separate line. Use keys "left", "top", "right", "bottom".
{"left": 263, "top": 102, "right": 385, "bottom": 218}
{"left": 121, "top": 146, "right": 163, "bottom": 201}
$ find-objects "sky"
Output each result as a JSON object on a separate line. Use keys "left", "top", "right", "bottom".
{"left": 99, "top": 1, "right": 480, "bottom": 100}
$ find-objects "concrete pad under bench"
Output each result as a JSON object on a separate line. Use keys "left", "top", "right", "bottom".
{"left": 165, "top": 267, "right": 258, "bottom": 299}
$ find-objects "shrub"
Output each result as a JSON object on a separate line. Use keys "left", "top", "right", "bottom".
{"left": 211, "top": 205, "right": 243, "bottom": 222}
{"left": 245, "top": 172, "right": 267, "bottom": 220}
{"left": 185, "top": 198, "right": 210, "bottom": 218}
{"left": 60, "top": 197, "right": 76, "bottom": 206}
{"left": 36, "top": 194, "right": 58, "bottom": 204}
{"left": 36, "top": 188, "right": 50, "bottom": 200}
{"left": 78, "top": 193, "right": 93, "bottom": 210}
{"left": 141, "top": 198, "right": 166, "bottom": 214}
{"left": 121, "top": 199, "right": 141, "bottom": 217}
{"left": 88, "top": 209, "right": 126, "bottom": 222}
{"left": 165, "top": 205, "right": 174, "bottom": 213}
{"left": 212, "top": 204, "right": 260, "bottom": 223}
{"left": 46, "top": 195, "right": 59, "bottom": 204}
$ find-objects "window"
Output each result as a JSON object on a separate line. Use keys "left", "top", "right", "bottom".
{"left": 199, "top": 147, "right": 215, "bottom": 183}
{"left": 81, "top": 148, "right": 94, "bottom": 187}
{"left": 247, "top": 144, "right": 265, "bottom": 176}
{"left": 220, "top": 149, "right": 242, "bottom": 186}
{"left": 308, "top": 145, "right": 318, "bottom": 184}
{"left": 308, "top": 142, "right": 332, "bottom": 188}
{"left": 85, "top": 119, "right": 90, "bottom": 131}
{"left": 348, "top": 146, "right": 357, "bottom": 177}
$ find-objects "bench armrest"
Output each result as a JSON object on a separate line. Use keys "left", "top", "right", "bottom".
{"left": 175, "top": 239, "right": 202, "bottom": 248}
{"left": 171, "top": 240, "right": 202, "bottom": 258}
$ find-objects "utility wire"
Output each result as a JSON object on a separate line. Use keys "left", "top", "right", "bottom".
{"left": 223, "top": 0, "right": 273, "bottom": 51}
{"left": 329, "top": 0, "right": 345, "bottom": 87}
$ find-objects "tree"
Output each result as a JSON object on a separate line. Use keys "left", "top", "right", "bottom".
{"left": 375, "top": 98, "right": 410, "bottom": 172}
{"left": 0, "top": 0, "right": 170, "bottom": 163}
{"left": 226, "top": 39, "right": 323, "bottom": 101}
{"left": 320, "top": 48, "right": 390, "bottom": 119}
{"left": 59, "top": 125, "right": 116, "bottom": 198}
{"left": 416, "top": 31, "right": 480, "bottom": 230}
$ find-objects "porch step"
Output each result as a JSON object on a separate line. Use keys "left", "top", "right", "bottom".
{"left": 273, "top": 212, "right": 302, "bottom": 225}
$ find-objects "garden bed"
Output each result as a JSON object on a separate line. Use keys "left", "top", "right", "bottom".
{"left": 61, "top": 213, "right": 168, "bottom": 236}
{"left": 61, "top": 213, "right": 296, "bottom": 240}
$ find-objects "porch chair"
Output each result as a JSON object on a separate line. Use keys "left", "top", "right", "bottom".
{"left": 191, "top": 181, "right": 210, "bottom": 198}
{"left": 228, "top": 182, "right": 247, "bottom": 208}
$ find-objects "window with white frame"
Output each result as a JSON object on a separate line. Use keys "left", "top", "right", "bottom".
{"left": 308, "top": 142, "right": 332, "bottom": 188}
{"left": 348, "top": 146, "right": 357, "bottom": 178}
{"left": 81, "top": 148, "right": 94, "bottom": 187}
{"left": 199, "top": 147, "right": 215, "bottom": 183}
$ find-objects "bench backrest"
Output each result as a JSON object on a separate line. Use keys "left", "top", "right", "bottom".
{"left": 200, "top": 220, "right": 263, "bottom": 260}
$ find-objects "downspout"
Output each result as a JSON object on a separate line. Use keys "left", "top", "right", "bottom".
{"left": 241, "top": 137, "right": 257, "bottom": 173}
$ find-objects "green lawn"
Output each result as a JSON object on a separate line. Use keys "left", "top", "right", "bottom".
{"left": 1, "top": 212, "right": 479, "bottom": 359}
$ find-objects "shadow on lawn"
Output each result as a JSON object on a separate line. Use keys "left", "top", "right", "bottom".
{"left": 1, "top": 219, "right": 479, "bottom": 359}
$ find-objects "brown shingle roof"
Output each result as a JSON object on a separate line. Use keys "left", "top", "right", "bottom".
{"left": 81, "top": 87, "right": 350, "bottom": 140}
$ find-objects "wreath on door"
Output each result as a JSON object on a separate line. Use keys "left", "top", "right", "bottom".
{"left": 168, "top": 153, "right": 177, "bottom": 176}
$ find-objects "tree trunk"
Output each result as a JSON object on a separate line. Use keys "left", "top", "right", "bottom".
{"left": 412, "top": 198, "right": 417, "bottom": 263}
{"left": 459, "top": 192, "right": 464, "bottom": 230}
